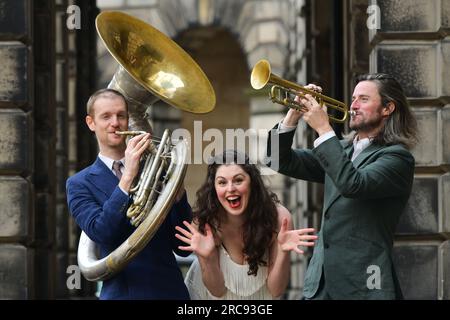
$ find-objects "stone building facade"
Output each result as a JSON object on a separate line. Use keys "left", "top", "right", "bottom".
{"left": 0, "top": 0, "right": 448, "bottom": 299}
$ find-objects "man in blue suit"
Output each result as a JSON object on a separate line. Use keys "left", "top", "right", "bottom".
{"left": 66, "top": 88, "right": 192, "bottom": 299}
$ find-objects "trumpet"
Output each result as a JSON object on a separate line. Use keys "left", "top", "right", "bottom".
{"left": 250, "top": 59, "right": 353, "bottom": 123}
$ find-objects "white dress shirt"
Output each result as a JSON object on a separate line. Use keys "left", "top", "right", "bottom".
{"left": 350, "top": 136, "right": 371, "bottom": 161}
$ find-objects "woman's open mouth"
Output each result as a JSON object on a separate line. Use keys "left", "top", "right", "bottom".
{"left": 226, "top": 196, "right": 241, "bottom": 209}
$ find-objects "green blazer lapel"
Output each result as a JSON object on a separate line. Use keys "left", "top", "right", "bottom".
{"left": 343, "top": 140, "right": 354, "bottom": 159}
{"left": 352, "top": 143, "right": 383, "bottom": 168}
{"left": 322, "top": 140, "right": 353, "bottom": 215}
{"left": 322, "top": 142, "right": 380, "bottom": 215}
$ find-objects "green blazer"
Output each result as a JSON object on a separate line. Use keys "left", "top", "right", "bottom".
{"left": 266, "top": 126, "right": 414, "bottom": 299}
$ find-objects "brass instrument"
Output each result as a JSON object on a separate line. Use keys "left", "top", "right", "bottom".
{"left": 250, "top": 59, "right": 352, "bottom": 123}
{"left": 77, "top": 11, "right": 216, "bottom": 282}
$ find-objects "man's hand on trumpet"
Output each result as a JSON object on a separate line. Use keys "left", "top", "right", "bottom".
{"left": 282, "top": 84, "right": 324, "bottom": 128}
{"left": 299, "top": 94, "right": 333, "bottom": 136}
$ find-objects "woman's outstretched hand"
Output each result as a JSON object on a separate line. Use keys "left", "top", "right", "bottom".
{"left": 277, "top": 218, "right": 317, "bottom": 254}
{"left": 175, "top": 221, "right": 216, "bottom": 258}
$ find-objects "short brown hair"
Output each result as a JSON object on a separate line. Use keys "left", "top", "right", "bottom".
{"left": 86, "top": 88, "right": 128, "bottom": 116}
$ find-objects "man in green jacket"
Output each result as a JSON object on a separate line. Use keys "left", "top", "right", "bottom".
{"left": 266, "top": 74, "right": 418, "bottom": 299}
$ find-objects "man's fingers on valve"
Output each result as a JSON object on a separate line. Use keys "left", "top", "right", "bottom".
{"left": 293, "top": 95, "right": 302, "bottom": 104}
{"left": 127, "top": 133, "right": 147, "bottom": 147}
{"left": 139, "top": 133, "right": 151, "bottom": 143}
{"left": 295, "top": 95, "right": 309, "bottom": 107}
{"left": 289, "top": 96, "right": 306, "bottom": 113}
{"left": 305, "top": 95, "right": 322, "bottom": 110}
{"left": 305, "top": 83, "right": 323, "bottom": 93}
{"left": 132, "top": 133, "right": 151, "bottom": 150}
{"left": 300, "top": 95, "right": 315, "bottom": 109}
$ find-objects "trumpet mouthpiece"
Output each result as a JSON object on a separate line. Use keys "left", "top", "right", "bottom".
{"left": 349, "top": 111, "right": 356, "bottom": 117}
{"left": 115, "top": 130, "right": 147, "bottom": 136}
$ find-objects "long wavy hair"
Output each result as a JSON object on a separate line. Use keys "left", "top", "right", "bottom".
{"left": 193, "top": 150, "right": 279, "bottom": 276}
{"left": 347, "top": 73, "right": 418, "bottom": 149}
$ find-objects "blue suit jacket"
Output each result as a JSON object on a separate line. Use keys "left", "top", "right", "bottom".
{"left": 66, "top": 157, "right": 192, "bottom": 300}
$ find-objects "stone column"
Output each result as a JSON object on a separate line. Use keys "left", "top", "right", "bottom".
{"left": 370, "top": 0, "right": 450, "bottom": 299}
{"left": 0, "top": 0, "right": 34, "bottom": 299}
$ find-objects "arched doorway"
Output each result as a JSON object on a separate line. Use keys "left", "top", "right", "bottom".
{"left": 176, "top": 27, "right": 250, "bottom": 205}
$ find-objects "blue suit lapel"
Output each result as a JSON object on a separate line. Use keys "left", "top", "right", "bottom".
{"left": 86, "top": 157, "right": 119, "bottom": 197}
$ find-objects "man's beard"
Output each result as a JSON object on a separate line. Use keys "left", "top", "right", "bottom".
{"left": 349, "top": 114, "right": 383, "bottom": 132}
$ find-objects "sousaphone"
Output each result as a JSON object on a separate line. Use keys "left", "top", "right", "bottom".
{"left": 77, "top": 11, "right": 215, "bottom": 281}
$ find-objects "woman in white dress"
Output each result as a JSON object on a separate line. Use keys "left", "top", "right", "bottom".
{"left": 175, "top": 150, "right": 317, "bottom": 299}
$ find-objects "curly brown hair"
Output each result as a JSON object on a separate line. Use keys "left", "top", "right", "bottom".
{"left": 193, "top": 150, "right": 279, "bottom": 276}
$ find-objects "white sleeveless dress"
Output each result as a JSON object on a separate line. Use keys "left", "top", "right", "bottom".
{"left": 184, "top": 246, "right": 275, "bottom": 300}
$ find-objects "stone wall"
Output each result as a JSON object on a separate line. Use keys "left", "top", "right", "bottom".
{"left": 0, "top": 0, "right": 35, "bottom": 299}
{"left": 0, "top": 0, "right": 91, "bottom": 299}
{"left": 369, "top": 0, "right": 450, "bottom": 299}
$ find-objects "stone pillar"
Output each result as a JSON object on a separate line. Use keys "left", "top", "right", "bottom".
{"left": 68, "top": 0, "right": 99, "bottom": 298}
{"left": 344, "top": 0, "right": 370, "bottom": 96}
{"left": 0, "top": 0, "right": 34, "bottom": 299}
{"left": 370, "top": 0, "right": 450, "bottom": 299}
{"left": 33, "top": 0, "right": 59, "bottom": 299}
{"left": 0, "top": 0, "right": 93, "bottom": 299}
